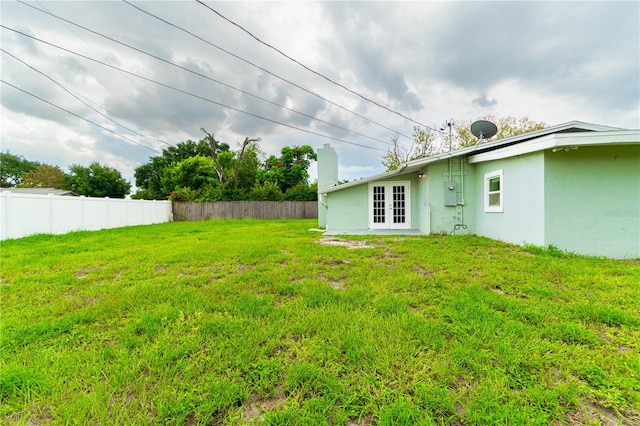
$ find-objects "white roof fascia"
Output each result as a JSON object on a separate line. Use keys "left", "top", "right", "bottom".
{"left": 319, "top": 169, "right": 400, "bottom": 194}
{"left": 468, "top": 129, "right": 639, "bottom": 164}
{"left": 402, "top": 121, "right": 622, "bottom": 168}
{"left": 320, "top": 148, "right": 471, "bottom": 194}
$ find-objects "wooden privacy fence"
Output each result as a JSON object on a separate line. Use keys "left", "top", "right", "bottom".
{"left": 173, "top": 201, "right": 317, "bottom": 221}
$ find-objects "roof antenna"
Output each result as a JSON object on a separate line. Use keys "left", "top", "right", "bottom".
{"left": 470, "top": 119, "right": 498, "bottom": 143}
{"left": 440, "top": 119, "right": 455, "bottom": 151}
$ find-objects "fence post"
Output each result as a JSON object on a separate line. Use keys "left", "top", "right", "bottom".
{"left": 48, "top": 193, "right": 55, "bottom": 234}
{"left": 1, "top": 191, "right": 9, "bottom": 240}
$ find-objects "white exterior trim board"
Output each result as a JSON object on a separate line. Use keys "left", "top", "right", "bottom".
{"left": 468, "top": 130, "right": 639, "bottom": 164}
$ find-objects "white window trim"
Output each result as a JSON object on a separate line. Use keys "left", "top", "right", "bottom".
{"left": 484, "top": 169, "right": 504, "bottom": 213}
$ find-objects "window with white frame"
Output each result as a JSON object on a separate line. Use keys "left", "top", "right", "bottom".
{"left": 484, "top": 169, "right": 503, "bottom": 212}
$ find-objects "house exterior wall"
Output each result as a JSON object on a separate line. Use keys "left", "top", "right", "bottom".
{"left": 544, "top": 145, "right": 640, "bottom": 258}
{"left": 473, "top": 152, "right": 546, "bottom": 246}
{"left": 325, "top": 184, "right": 369, "bottom": 231}
{"left": 417, "top": 171, "right": 430, "bottom": 234}
{"left": 325, "top": 174, "right": 422, "bottom": 232}
{"left": 424, "top": 159, "right": 476, "bottom": 235}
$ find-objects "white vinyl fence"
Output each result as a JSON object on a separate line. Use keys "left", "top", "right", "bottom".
{"left": 0, "top": 191, "right": 172, "bottom": 240}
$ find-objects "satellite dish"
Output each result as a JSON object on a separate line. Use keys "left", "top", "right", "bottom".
{"left": 470, "top": 120, "right": 498, "bottom": 141}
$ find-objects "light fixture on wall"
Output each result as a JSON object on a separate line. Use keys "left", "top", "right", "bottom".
{"left": 418, "top": 172, "right": 425, "bottom": 178}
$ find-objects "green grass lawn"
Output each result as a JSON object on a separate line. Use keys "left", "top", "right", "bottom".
{"left": 1, "top": 219, "right": 638, "bottom": 425}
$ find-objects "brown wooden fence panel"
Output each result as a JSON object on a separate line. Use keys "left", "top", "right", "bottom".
{"left": 173, "top": 201, "right": 318, "bottom": 221}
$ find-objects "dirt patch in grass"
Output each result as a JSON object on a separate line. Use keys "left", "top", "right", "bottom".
{"left": 242, "top": 392, "right": 287, "bottom": 423}
{"left": 345, "top": 415, "right": 375, "bottom": 426}
{"left": 318, "top": 273, "right": 346, "bottom": 290}
{"left": 414, "top": 264, "right": 434, "bottom": 278}
{"left": 318, "top": 237, "right": 376, "bottom": 249}
{"left": 564, "top": 402, "right": 628, "bottom": 425}
{"left": 3, "top": 405, "right": 54, "bottom": 426}
{"left": 75, "top": 266, "right": 101, "bottom": 279}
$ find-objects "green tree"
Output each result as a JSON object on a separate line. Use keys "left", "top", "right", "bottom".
{"left": 18, "top": 165, "right": 70, "bottom": 189}
{"left": 133, "top": 136, "right": 230, "bottom": 200}
{"left": 68, "top": 162, "right": 131, "bottom": 198}
{"left": 200, "top": 129, "right": 260, "bottom": 191}
{"left": 133, "top": 157, "right": 166, "bottom": 200}
{"left": 259, "top": 145, "right": 317, "bottom": 192}
{"left": 0, "top": 152, "right": 39, "bottom": 187}
{"left": 455, "top": 115, "right": 547, "bottom": 147}
{"left": 161, "top": 156, "right": 218, "bottom": 195}
{"left": 234, "top": 143, "right": 261, "bottom": 193}
{"left": 382, "top": 127, "right": 439, "bottom": 171}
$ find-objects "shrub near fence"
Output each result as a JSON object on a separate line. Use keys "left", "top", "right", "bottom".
{"left": 173, "top": 201, "right": 317, "bottom": 221}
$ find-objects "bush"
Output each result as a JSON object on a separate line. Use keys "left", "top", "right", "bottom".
{"left": 131, "top": 188, "right": 162, "bottom": 200}
{"left": 284, "top": 182, "right": 317, "bottom": 201}
{"left": 168, "top": 187, "right": 199, "bottom": 201}
{"left": 249, "top": 181, "right": 284, "bottom": 201}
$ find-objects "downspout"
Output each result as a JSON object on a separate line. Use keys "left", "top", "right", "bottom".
{"left": 459, "top": 156, "right": 465, "bottom": 205}
{"left": 452, "top": 156, "right": 468, "bottom": 235}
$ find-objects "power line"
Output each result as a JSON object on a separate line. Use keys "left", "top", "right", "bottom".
{"left": 195, "top": 0, "right": 441, "bottom": 133}
{"left": 1, "top": 79, "right": 160, "bottom": 154}
{"left": 32, "top": 0, "right": 194, "bottom": 133}
{"left": 18, "top": 0, "right": 397, "bottom": 146}
{"left": 1, "top": 26, "right": 388, "bottom": 152}
{"left": 120, "top": 0, "right": 412, "bottom": 140}
{"left": 1, "top": 48, "right": 171, "bottom": 147}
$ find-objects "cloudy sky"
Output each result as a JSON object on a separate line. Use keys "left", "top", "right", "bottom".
{"left": 1, "top": 1, "right": 638, "bottom": 188}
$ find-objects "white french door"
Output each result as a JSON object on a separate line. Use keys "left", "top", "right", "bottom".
{"left": 369, "top": 182, "right": 410, "bottom": 229}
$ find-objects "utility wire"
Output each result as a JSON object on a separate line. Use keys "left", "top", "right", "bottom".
{"left": 1, "top": 80, "right": 160, "bottom": 154}
{"left": 1, "top": 48, "right": 171, "bottom": 147}
{"left": 196, "top": 0, "right": 441, "bottom": 133}
{"left": 19, "top": 0, "right": 396, "bottom": 146}
{"left": 1, "top": 26, "right": 387, "bottom": 152}
{"left": 32, "top": 0, "right": 194, "bottom": 133}
{"left": 121, "top": 0, "right": 411, "bottom": 140}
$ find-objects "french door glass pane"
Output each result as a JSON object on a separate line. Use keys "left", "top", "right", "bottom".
{"left": 373, "top": 186, "right": 386, "bottom": 223}
{"left": 393, "top": 185, "right": 406, "bottom": 224}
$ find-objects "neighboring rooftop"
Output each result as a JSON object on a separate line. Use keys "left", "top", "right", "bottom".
{"left": 0, "top": 188, "right": 77, "bottom": 196}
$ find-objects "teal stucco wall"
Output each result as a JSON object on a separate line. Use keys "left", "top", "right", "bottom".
{"left": 325, "top": 184, "right": 369, "bottom": 231}
{"left": 473, "top": 152, "right": 546, "bottom": 246}
{"left": 544, "top": 145, "right": 640, "bottom": 258}
{"left": 425, "top": 159, "right": 475, "bottom": 235}
{"left": 325, "top": 173, "right": 422, "bottom": 232}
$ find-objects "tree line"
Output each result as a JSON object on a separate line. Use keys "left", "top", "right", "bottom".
{"left": 0, "top": 131, "right": 318, "bottom": 201}
{"left": 132, "top": 130, "right": 317, "bottom": 201}
{"left": 0, "top": 153, "right": 131, "bottom": 198}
